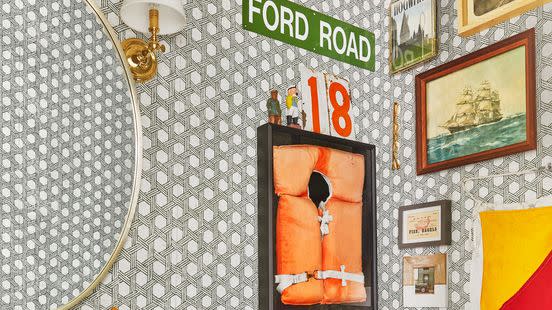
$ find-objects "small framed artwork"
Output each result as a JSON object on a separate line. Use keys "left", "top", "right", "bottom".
{"left": 398, "top": 200, "right": 451, "bottom": 249}
{"left": 458, "top": 0, "right": 547, "bottom": 36}
{"left": 415, "top": 29, "right": 536, "bottom": 175}
{"left": 389, "top": 0, "right": 437, "bottom": 73}
{"left": 403, "top": 254, "right": 448, "bottom": 308}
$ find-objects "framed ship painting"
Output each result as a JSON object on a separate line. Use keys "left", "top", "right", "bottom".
{"left": 415, "top": 29, "right": 536, "bottom": 175}
{"left": 389, "top": 0, "right": 437, "bottom": 73}
{"left": 458, "top": 0, "right": 549, "bottom": 36}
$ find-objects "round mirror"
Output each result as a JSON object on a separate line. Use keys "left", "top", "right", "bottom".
{"left": 0, "top": 0, "right": 142, "bottom": 309}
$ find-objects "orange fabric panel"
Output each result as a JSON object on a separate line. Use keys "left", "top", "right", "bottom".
{"left": 321, "top": 199, "right": 366, "bottom": 304}
{"left": 273, "top": 145, "right": 319, "bottom": 197}
{"left": 276, "top": 195, "right": 323, "bottom": 305}
{"left": 314, "top": 147, "right": 364, "bottom": 203}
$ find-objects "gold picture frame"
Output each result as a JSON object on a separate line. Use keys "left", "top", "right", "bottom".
{"left": 458, "top": 0, "right": 550, "bottom": 36}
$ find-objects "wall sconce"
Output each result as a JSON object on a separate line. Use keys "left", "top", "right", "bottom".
{"left": 120, "top": 0, "right": 186, "bottom": 83}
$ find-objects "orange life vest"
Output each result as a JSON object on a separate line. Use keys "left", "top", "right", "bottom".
{"left": 273, "top": 145, "right": 366, "bottom": 305}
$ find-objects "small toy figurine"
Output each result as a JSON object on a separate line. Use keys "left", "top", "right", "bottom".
{"left": 266, "top": 89, "right": 282, "bottom": 125}
{"left": 285, "top": 85, "right": 300, "bottom": 128}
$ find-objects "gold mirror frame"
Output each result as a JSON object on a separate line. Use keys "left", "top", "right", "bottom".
{"left": 58, "top": 1, "right": 143, "bottom": 309}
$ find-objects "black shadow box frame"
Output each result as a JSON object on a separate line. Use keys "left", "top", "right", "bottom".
{"left": 257, "top": 123, "right": 378, "bottom": 310}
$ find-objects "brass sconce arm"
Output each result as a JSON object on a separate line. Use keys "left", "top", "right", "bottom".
{"left": 146, "top": 8, "right": 165, "bottom": 53}
{"left": 122, "top": 8, "right": 165, "bottom": 83}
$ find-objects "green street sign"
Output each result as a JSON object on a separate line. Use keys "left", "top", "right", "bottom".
{"left": 242, "top": 0, "right": 375, "bottom": 71}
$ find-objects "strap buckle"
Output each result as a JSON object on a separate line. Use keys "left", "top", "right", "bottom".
{"left": 306, "top": 270, "right": 319, "bottom": 280}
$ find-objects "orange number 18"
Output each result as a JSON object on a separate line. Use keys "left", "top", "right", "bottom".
{"left": 307, "top": 76, "right": 321, "bottom": 133}
{"left": 328, "top": 82, "right": 352, "bottom": 137}
{"left": 306, "top": 76, "right": 352, "bottom": 137}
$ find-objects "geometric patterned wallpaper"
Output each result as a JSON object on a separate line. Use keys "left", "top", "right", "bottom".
{"left": 82, "top": 0, "right": 550, "bottom": 309}
{"left": 0, "top": 1, "right": 135, "bottom": 309}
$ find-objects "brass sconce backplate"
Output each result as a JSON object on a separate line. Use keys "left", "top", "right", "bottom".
{"left": 122, "top": 38, "right": 158, "bottom": 83}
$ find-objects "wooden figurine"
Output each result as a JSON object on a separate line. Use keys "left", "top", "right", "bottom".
{"left": 266, "top": 89, "right": 282, "bottom": 125}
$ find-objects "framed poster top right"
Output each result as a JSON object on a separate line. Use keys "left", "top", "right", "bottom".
{"left": 458, "top": 0, "right": 548, "bottom": 36}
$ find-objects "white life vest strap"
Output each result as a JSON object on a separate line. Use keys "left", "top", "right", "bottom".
{"left": 316, "top": 265, "right": 364, "bottom": 287}
{"left": 275, "top": 265, "right": 364, "bottom": 293}
{"left": 318, "top": 208, "right": 333, "bottom": 236}
{"left": 274, "top": 272, "right": 308, "bottom": 293}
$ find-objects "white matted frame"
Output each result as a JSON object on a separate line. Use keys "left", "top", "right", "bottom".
{"left": 403, "top": 254, "right": 448, "bottom": 308}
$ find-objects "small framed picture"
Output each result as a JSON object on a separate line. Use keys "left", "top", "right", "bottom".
{"left": 389, "top": 0, "right": 437, "bottom": 73}
{"left": 398, "top": 200, "right": 451, "bottom": 249}
{"left": 403, "top": 254, "right": 448, "bottom": 308}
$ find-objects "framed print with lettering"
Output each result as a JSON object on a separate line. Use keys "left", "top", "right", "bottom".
{"left": 398, "top": 200, "right": 451, "bottom": 249}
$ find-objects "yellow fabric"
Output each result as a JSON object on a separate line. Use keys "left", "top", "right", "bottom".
{"left": 480, "top": 206, "right": 552, "bottom": 310}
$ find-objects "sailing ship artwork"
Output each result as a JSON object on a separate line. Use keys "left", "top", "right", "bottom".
{"left": 427, "top": 79, "right": 527, "bottom": 164}
{"left": 441, "top": 81, "right": 503, "bottom": 134}
{"left": 416, "top": 30, "right": 536, "bottom": 174}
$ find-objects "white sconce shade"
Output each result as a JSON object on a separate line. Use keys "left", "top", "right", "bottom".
{"left": 120, "top": 0, "right": 186, "bottom": 35}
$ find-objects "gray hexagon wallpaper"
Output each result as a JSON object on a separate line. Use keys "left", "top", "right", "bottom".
{"left": 8, "top": 0, "right": 552, "bottom": 309}
{"left": 0, "top": 1, "right": 136, "bottom": 309}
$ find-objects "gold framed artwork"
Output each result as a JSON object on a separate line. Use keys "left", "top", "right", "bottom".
{"left": 403, "top": 254, "right": 448, "bottom": 307}
{"left": 398, "top": 200, "right": 452, "bottom": 249}
{"left": 458, "top": 0, "right": 550, "bottom": 36}
{"left": 389, "top": 0, "right": 437, "bottom": 73}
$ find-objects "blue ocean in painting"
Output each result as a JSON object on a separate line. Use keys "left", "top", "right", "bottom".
{"left": 427, "top": 113, "right": 527, "bottom": 164}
